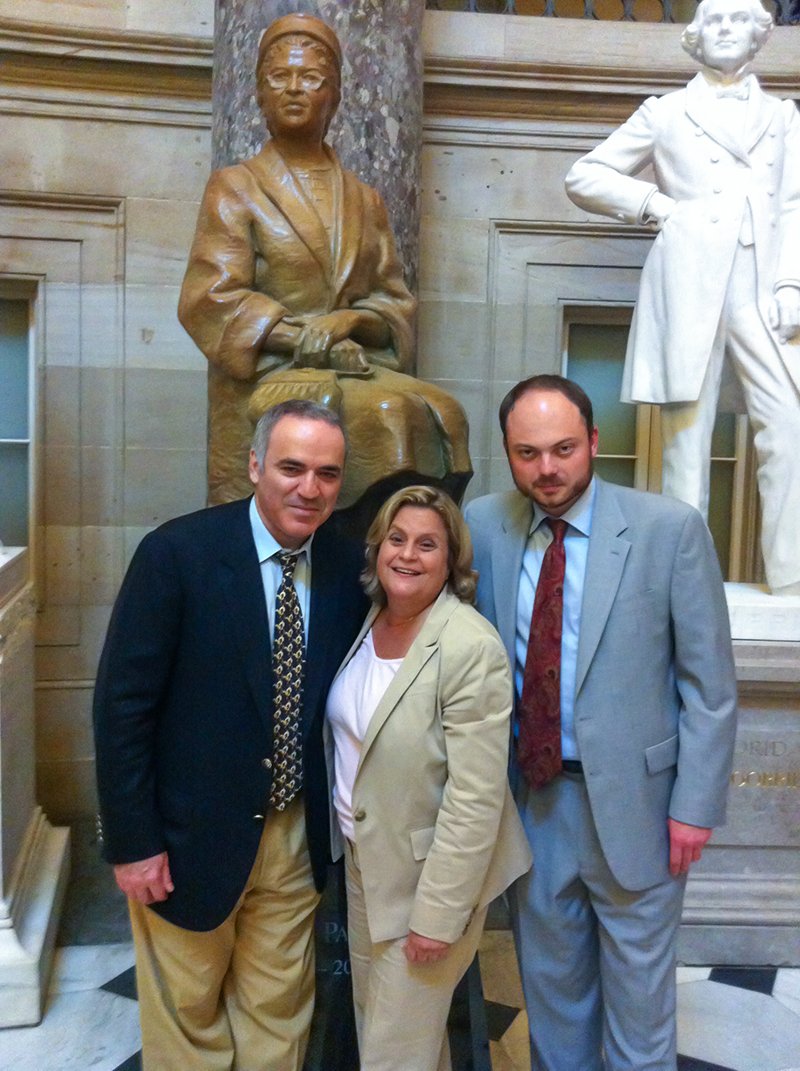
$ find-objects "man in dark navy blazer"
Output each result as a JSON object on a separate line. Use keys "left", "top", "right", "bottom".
{"left": 93, "top": 398, "right": 368, "bottom": 1071}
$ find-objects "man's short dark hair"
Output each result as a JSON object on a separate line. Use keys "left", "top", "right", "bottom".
{"left": 499, "top": 375, "right": 594, "bottom": 440}
{"left": 251, "top": 399, "right": 345, "bottom": 470}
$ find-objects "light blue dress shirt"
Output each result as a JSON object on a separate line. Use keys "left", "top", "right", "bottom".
{"left": 249, "top": 497, "right": 312, "bottom": 643}
{"left": 514, "top": 478, "right": 596, "bottom": 761}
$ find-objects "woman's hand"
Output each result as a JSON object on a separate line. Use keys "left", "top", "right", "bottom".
{"left": 404, "top": 930, "right": 451, "bottom": 965}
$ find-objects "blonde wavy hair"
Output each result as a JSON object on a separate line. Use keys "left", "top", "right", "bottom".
{"left": 361, "top": 485, "right": 477, "bottom": 607}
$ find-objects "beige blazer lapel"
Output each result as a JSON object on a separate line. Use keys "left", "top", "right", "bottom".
{"left": 358, "top": 588, "right": 458, "bottom": 764}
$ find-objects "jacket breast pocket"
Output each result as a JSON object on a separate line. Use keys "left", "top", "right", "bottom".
{"left": 645, "top": 734, "right": 678, "bottom": 775}
{"left": 410, "top": 825, "right": 436, "bottom": 861}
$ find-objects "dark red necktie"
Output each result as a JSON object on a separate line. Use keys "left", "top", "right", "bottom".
{"left": 518, "top": 518, "right": 567, "bottom": 790}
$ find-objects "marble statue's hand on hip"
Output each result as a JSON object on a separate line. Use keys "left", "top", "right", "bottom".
{"left": 769, "top": 285, "right": 800, "bottom": 344}
{"left": 644, "top": 190, "right": 678, "bottom": 230}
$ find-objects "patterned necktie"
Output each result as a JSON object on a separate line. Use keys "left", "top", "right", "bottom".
{"left": 518, "top": 518, "right": 568, "bottom": 791}
{"left": 269, "top": 551, "right": 305, "bottom": 811}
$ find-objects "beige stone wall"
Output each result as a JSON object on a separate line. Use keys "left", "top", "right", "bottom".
{"left": 0, "top": 2, "right": 213, "bottom": 818}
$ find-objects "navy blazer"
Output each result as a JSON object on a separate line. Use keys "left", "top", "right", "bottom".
{"left": 93, "top": 497, "right": 368, "bottom": 931}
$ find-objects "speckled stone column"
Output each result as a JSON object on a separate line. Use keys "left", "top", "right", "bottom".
{"left": 213, "top": 0, "right": 424, "bottom": 296}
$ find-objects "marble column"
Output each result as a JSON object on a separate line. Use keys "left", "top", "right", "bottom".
{"left": 213, "top": 0, "right": 425, "bottom": 296}
{"left": 0, "top": 550, "right": 70, "bottom": 1025}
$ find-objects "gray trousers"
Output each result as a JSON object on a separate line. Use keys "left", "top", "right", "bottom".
{"left": 511, "top": 770, "right": 686, "bottom": 1071}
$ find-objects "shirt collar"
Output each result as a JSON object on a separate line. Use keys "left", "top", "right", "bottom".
{"left": 248, "top": 496, "right": 314, "bottom": 564}
{"left": 529, "top": 476, "right": 596, "bottom": 539}
{"left": 699, "top": 66, "right": 753, "bottom": 95}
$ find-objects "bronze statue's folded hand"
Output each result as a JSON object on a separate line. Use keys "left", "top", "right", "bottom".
{"left": 293, "top": 310, "right": 362, "bottom": 367}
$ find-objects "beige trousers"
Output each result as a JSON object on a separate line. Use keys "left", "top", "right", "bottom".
{"left": 344, "top": 839, "right": 487, "bottom": 1071}
{"left": 129, "top": 797, "right": 320, "bottom": 1071}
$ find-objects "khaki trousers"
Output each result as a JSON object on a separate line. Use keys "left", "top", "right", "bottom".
{"left": 344, "top": 839, "right": 487, "bottom": 1071}
{"left": 130, "top": 797, "right": 320, "bottom": 1071}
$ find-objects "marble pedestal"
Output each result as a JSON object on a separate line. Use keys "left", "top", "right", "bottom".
{"left": 0, "top": 550, "right": 70, "bottom": 1027}
{"left": 678, "top": 583, "right": 800, "bottom": 967}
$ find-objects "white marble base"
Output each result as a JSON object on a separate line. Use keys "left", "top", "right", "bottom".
{"left": 0, "top": 819, "right": 71, "bottom": 1027}
{"left": 725, "top": 582, "right": 800, "bottom": 642}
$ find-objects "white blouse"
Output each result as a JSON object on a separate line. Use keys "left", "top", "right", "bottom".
{"left": 326, "top": 629, "right": 402, "bottom": 842}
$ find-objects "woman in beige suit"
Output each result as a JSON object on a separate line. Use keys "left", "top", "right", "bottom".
{"left": 325, "top": 486, "right": 531, "bottom": 1071}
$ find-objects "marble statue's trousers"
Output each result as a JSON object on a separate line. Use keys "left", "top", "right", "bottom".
{"left": 660, "top": 241, "right": 800, "bottom": 592}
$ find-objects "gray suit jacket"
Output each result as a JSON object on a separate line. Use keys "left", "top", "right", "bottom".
{"left": 465, "top": 478, "right": 738, "bottom": 891}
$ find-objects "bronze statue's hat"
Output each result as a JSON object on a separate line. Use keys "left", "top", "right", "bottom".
{"left": 259, "top": 14, "right": 342, "bottom": 69}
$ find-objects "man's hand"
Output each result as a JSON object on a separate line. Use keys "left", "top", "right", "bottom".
{"left": 769, "top": 285, "right": 800, "bottom": 344}
{"left": 404, "top": 930, "right": 451, "bottom": 966}
{"left": 667, "top": 819, "right": 711, "bottom": 877}
{"left": 114, "top": 851, "right": 174, "bottom": 904}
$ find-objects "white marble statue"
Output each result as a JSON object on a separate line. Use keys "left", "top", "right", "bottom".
{"left": 565, "top": 0, "right": 800, "bottom": 595}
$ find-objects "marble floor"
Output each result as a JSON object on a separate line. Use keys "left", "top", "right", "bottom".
{"left": 2, "top": 821, "right": 799, "bottom": 1071}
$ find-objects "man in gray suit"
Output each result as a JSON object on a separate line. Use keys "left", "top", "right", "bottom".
{"left": 465, "top": 375, "right": 738, "bottom": 1071}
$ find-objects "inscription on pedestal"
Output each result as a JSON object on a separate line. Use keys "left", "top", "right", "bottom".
{"left": 718, "top": 729, "right": 800, "bottom": 846}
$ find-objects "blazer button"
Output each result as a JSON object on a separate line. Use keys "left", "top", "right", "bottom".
{"left": 253, "top": 813, "right": 265, "bottom": 821}
{"left": 353, "top": 808, "right": 366, "bottom": 822}
{"left": 262, "top": 757, "right": 272, "bottom": 770}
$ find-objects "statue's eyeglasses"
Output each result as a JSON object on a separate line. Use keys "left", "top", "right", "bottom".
{"left": 265, "top": 70, "right": 327, "bottom": 92}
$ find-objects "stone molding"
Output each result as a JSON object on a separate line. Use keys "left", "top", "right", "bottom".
{"left": 0, "top": 16, "right": 212, "bottom": 124}
{"left": 423, "top": 13, "right": 800, "bottom": 122}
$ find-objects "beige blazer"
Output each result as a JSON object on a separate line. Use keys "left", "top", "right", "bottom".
{"left": 326, "top": 588, "right": 531, "bottom": 945}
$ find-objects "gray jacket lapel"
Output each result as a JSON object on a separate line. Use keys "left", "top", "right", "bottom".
{"left": 575, "top": 479, "right": 630, "bottom": 696}
{"left": 493, "top": 493, "right": 531, "bottom": 660}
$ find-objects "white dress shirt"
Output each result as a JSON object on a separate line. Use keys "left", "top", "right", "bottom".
{"left": 325, "top": 629, "right": 401, "bottom": 842}
{"left": 248, "top": 496, "right": 312, "bottom": 642}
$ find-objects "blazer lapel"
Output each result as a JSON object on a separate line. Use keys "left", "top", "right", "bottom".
{"left": 685, "top": 72, "right": 751, "bottom": 164}
{"left": 493, "top": 493, "right": 532, "bottom": 658}
{"left": 575, "top": 479, "right": 630, "bottom": 697}
{"left": 219, "top": 499, "right": 273, "bottom": 731}
{"left": 304, "top": 527, "right": 350, "bottom": 736}
{"left": 245, "top": 142, "right": 333, "bottom": 278}
{"left": 330, "top": 157, "right": 363, "bottom": 309}
{"left": 358, "top": 589, "right": 458, "bottom": 764}
{"left": 743, "top": 79, "right": 778, "bottom": 153}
